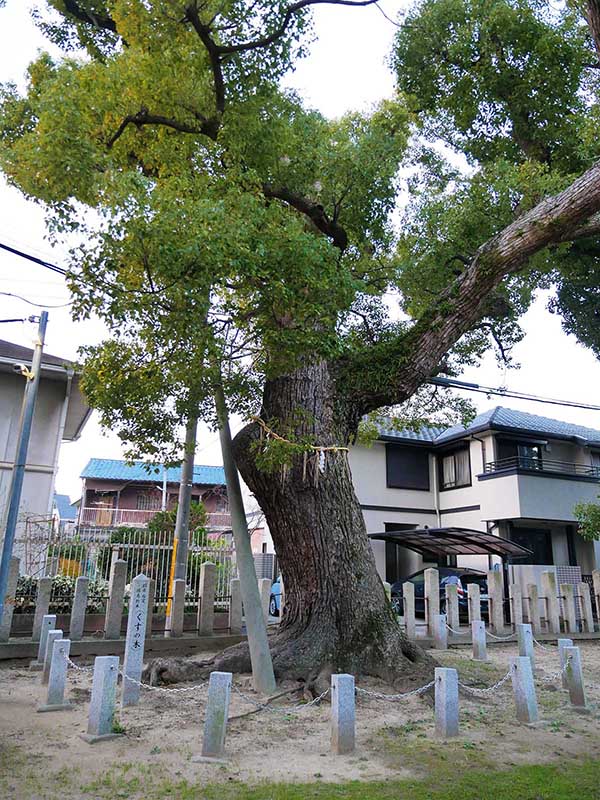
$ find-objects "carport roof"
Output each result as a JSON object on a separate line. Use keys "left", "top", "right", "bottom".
{"left": 368, "top": 527, "right": 531, "bottom": 558}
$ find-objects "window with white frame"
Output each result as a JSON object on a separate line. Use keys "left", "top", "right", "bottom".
{"left": 136, "top": 491, "right": 160, "bottom": 511}
{"left": 439, "top": 448, "right": 471, "bottom": 489}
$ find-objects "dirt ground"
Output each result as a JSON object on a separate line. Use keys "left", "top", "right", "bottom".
{"left": 1, "top": 640, "right": 600, "bottom": 798}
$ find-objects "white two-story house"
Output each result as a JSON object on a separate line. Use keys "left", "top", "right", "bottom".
{"left": 349, "top": 407, "right": 600, "bottom": 588}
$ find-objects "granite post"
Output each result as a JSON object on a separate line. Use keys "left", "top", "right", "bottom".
{"left": 32, "top": 577, "right": 52, "bottom": 642}
{"left": 564, "top": 646, "right": 588, "bottom": 711}
{"left": 42, "top": 629, "right": 63, "bottom": 686}
{"left": 526, "top": 584, "right": 542, "bottom": 634}
{"left": 472, "top": 619, "right": 488, "bottom": 662}
{"left": 259, "top": 578, "right": 271, "bottom": 623}
{"left": 433, "top": 613, "right": 448, "bottom": 650}
{"left": 331, "top": 673, "right": 355, "bottom": 755}
{"left": 510, "top": 656, "right": 539, "bottom": 724}
{"left": 446, "top": 584, "right": 460, "bottom": 635}
{"left": 541, "top": 571, "right": 561, "bottom": 634}
{"left": 69, "top": 576, "right": 89, "bottom": 641}
{"left": 509, "top": 583, "right": 523, "bottom": 629}
{"left": 560, "top": 584, "right": 577, "bottom": 634}
{"left": 578, "top": 582, "right": 594, "bottom": 634}
{"left": 403, "top": 581, "right": 416, "bottom": 640}
{"left": 0, "top": 556, "right": 19, "bottom": 642}
{"left": 104, "top": 559, "right": 126, "bottom": 639}
{"left": 198, "top": 562, "right": 216, "bottom": 636}
{"left": 517, "top": 623, "right": 535, "bottom": 672}
{"left": 435, "top": 667, "right": 459, "bottom": 739}
{"left": 82, "top": 656, "right": 120, "bottom": 742}
{"left": 488, "top": 569, "right": 505, "bottom": 635}
{"left": 467, "top": 583, "right": 481, "bottom": 623}
{"left": 558, "top": 637, "right": 573, "bottom": 690}
{"left": 383, "top": 581, "right": 392, "bottom": 603}
{"left": 424, "top": 568, "right": 439, "bottom": 637}
{"left": 38, "top": 638, "right": 73, "bottom": 712}
{"left": 121, "top": 574, "right": 150, "bottom": 707}
{"left": 228, "top": 578, "right": 242, "bottom": 634}
{"left": 31, "top": 613, "right": 56, "bottom": 670}
{"left": 168, "top": 578, "right": 185, "bottom": 638}
{"left": 200, "top": 671, "right": 232, "bottom": 759}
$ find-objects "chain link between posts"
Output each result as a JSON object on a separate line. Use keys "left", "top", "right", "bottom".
{"left": 355, "top": 680, "right": 435, "bottom": 701}
{"left": 231, "top": 684, "right": 330, "bottom": 716}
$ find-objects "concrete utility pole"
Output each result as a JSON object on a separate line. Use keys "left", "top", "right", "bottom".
{"left": 0, "top": 311, "right": 48, "bottom": 623}
{"left": 214, "top": 381, "right": 276, "bottom": 695}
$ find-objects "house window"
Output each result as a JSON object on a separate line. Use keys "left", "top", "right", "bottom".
{"left": 215, "top": 495, "right": 229, "bottom": 512}
{"left": 136, "top": 492, "right": 160, "bottom": 511}
{"left": 517, "top": 443, "right": 542, "bottom": 469}
{"left": 385, "top": 445, "right": 430, "bottom": 491}
{"left": 591, "top": 452, "right": 600, "bottom": 475}
{"left": 439, "top": 448, "right": 471, "bottom": 489}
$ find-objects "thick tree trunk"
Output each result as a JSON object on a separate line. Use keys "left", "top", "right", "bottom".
{"left": 230, "top": 360, "right": 433, "bottom": 687}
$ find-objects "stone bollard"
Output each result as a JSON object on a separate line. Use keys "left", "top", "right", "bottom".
{"left": 560, "top": 584, "right": 577, "bottom": 634}
{"left": 564, "top": 646, "right": 588, "bottom": 711}
{"left": 541, "top": 572, "right": 561, "bottom": 635}
{"left": 82, "top": 656, "right": 121, "bottom": 743}
{"left": 331, "top": 673, "right": 355, "bottom": 755}
{"left": 30, "top": 614, "right": 57, "bottom": 670}
{"left": 526, "top": 584, "right": 542, "bottom": 634}
{"left": 403, "top": 582, "right": 416, "bottom": 640}
{"left": 146, "top": 578, "right": 155, "bottom": 640}
{"left": 104, "top": 559, "right": 127, "bottom": 639}
{"left": 510, "top": 656, "right": 539, "bottom": 724}
{"left": 0, "top": 556, "right": 19, "bottom": 642}
{"left": 383, "top": 581, "right": 392, "bottom": 603}
{"left": 228, "top": 578, "right": 242, "bottom": 634}
{"left": 467, "top": 583, "right": 481, "bottom": 623}
{"left": 198, "top": 562, "right": 217, "bottom": 636}
{"left": 168, "top": 579, "right": 186, "bottom": 638}
{"left": 487, "top": 570, "right": 505, "bottom": 635}
{"left": 38, "top": 638, "right": 73, "bottom": 712}
{"left": 259, "top": 578, "right": 272, "bottom": 623}
{"left": 435, "top": 668, "right": 459, "bottom": 739}
{"left": 433, "top": 614, "right": 448, "bottom": 650}
{"left": 424, "top": 568, "right": 439, "bottom": 637}
{"left": 32, "top": 577, "right": 52, "bottom": 642}
{"left": 69, "top": 576, "right": 89, "bottom": 641}
{"left": 558, "top": 638, "right": 573, "bottom": 690}
{"left": 42, "top": 629, "right": 63, "bottom": 686}
{"left": 517, "top": 623, "right": 535, "bottom": 672}
{"left": 122, "top": 574, "right": 150, "bottom": 707}
{"left": 445, "top": 584, "right": 460, "bottom": 635}
{"left": 472, "top": 620, "right": 488, "bottom": 662}
{"left": 199, "top": 671, "right": 233, "bottom": 760}
{"left": 509, "top": 583, "right": 523, "bottom": 629}
{"left": 578, "top": 583, "right": 594, "bottom": 634}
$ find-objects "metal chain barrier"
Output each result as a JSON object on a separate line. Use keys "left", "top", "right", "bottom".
{"left": 532, "top": 635, "right": 552, "bottom": 650}
{"left": 232, "top": 684, "right": 330, "bottom": 716}
{"left": 66, "top": 657, "right": 94, "bottom": 673}
{"left": 119, "top": 669, "right": 209, "bottom": 695}
{"left": 445, "top": 623, "right": 469, "bottom": 636}
{"left": 457, "top": 670, "right": 512, "bottom": 696}
{"left": 355, "top": 680, "right": 435, "bottom": 701}
{"left": 486, "top": 630, "right": 516, "bottom": 641}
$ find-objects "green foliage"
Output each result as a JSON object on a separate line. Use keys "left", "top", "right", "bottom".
{"left": 147, "top": 502, "right": 207, "bottom": 540}
{"left": 14, "top": 574, "right": 107, "bottom": 614}
{"left": 574, "top": 499, "right": 600, "bottom": 541}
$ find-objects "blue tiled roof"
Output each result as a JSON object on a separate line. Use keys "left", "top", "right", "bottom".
{"left": 53, "top": 493, "right": 78, "bottom": 520}
{"left": 377, "top": 419, "right": 446, "bottom": 443}
{"left": 81, "top": 458, "right": 226, "bottom": 485}
{"left": 379, "top": 407, "right": 600, "bottom": 447}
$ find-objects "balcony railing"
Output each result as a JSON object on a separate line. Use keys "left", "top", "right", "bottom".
{"left": 78, "top": 507, "right": 232, "bottom": 529}
{"left": 484, "top": 457, "right": 600, "bottom": 479}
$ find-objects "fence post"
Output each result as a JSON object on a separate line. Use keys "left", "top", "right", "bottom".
{"left": 472, "top": 620, "right": 487, "bottom": 661}
{"left": 0, "top": 556, "right": 19, "bottom": 643}
{"left": 199, "top": 672, "right": 233, "bottom": 760}
{"left": 592, "top": 570, "right": 600, "bottom": 622}
{"left": 82, "top": 656, "right": 121, "bottom": 743}
{"left": 509, "top": 583, "right": 523, "bottom": 629}
{"left": 331, "top": 674, "right": 355, "bottom": 755}
{"left": 446, "top": 584, "right": 460, "bottom": 635}
{"left": 424, "top": 568, "right": 439, "bottom": 637}
{"left": 104, "top": 559, "right": 126, "bottom": 639}
{"left": 42, "top": 629, "right": 63, "bottom": 686}
{"left": 259, "top": 578, "right": 271, "bottom": 623}
{"left": 488, "top": 570, "right": 505, "bottom": 635}
{"left": 198, "top": 562, "right": 217, "bottom": 636}
{"left": 516, "top": 623, "right": 535, "bottom": 672}
{"left": 168, "top": 578, "right": 186, "bottom": 638}
{"left": 560, "top": 584, "right": 577, "bottom": 634}
{"left": 510, "top": 656, "right": 539, "bottom": 724}
{"left": 526, "top": 584, "right": 542, "bottom": 634}
{"left": 435, "top": 667, "right": 459, "bottom": 739}
{"left": 69, "top": 576, "right": 89, "bottom": 641}
{"left": 38, "top": 638, "right": 73, "bottom": 712}
{"left": 578, "top": 583, "right": 594, "bottom": 634}
{"left": 32, "top": 577, "right": 52, "bottom": 642}
{"left": 229, "top": 578, "right": 242, "bottom": 634}
{"left": 564, "top": 646, "right": 588, "bottom": 711}
{"left": 31, "top": 613, "right": 56, "bottom": 670}
{"left": 541, "top": 572, "right": 561, "bottom": 635}
{"left": 558, "top": 638, "right": 573, "bottom": 690}
{"left": 467, "top": 583, "right": 481, "bottom": 623}
{"left": 146, "top": 578, "right": 155, "bottom": 640}
{"left": 403, "top": 582, "right": 416, "bottom": 640}
{"left": 433, "top": 614, "right": 448, "bottom": 650}
{"left": 122, "top": 574, "right": 150, "bottom": 708}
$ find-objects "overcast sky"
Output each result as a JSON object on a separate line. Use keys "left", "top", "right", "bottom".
{"left": 1, "top": 1, "right": 600, "bottom": 502}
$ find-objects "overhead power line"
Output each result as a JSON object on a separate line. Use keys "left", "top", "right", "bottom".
{"left": 429, "top": 377, "right": 600, "bottom": 413}
{"left": 0, "top": 292, "right": 72, "bottom": 309}
{"left": 0, "top": 241, "right": 67, "bottom": 275}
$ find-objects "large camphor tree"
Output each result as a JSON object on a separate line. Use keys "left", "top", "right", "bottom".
{"left": 2, "top": 0, "right": 600, "bottom": 687}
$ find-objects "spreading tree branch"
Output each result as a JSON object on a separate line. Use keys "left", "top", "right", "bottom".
{"left": 263, "top": 184, "right": 348, "bottom": 250}
{"left": 62, "top": 0, "right": 117, "bottom": 32}
{"left": 106, "top": 108, "right": 219, "bottom": 148}
{"left": 585, "top": 1, "right": 600, "bottom": 59}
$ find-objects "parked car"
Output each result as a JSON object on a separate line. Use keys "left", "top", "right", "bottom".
{"left": 269, "top": 576, "right": 282, "bottom": 616}
{"left": 390, "top": 567, "right": 489, "bottom": 620}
